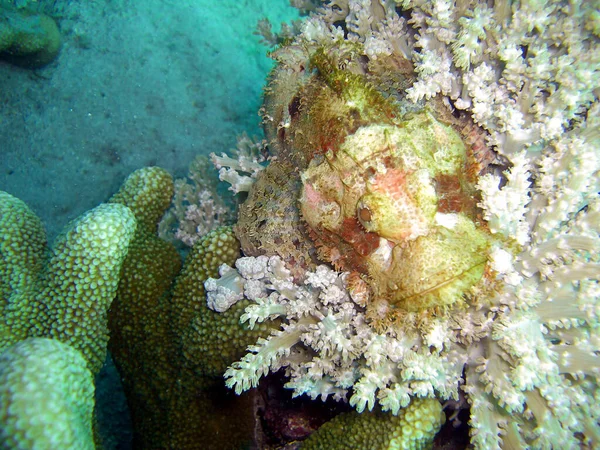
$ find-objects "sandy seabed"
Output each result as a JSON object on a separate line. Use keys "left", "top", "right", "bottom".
{"left": 0, "top": 0, "right": 298, "bottom": 239}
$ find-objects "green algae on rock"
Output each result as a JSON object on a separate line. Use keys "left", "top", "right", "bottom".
{"left": 0, "top": 6, "right": 61, "bottom": 68}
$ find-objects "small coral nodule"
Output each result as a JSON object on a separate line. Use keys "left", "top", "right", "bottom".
{"left": 0, "top": 6, "right": 62, "bottom": 68}
{"left": 301, "top": 397, "right": 445, "bottom": 450}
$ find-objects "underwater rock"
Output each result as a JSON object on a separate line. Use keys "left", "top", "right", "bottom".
{"left": 0, "top": 6, "right": 61, "bottom": 68}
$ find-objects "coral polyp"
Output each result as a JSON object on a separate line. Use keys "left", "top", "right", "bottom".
{"left": 299, "top": 113, "right": 493, "bottom": 314}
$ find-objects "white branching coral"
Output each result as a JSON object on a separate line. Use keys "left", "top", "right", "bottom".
{"left": 402, "top": 0, "right": 599, "bottom": 153}
{"left": 306, "top": 0, "right": 599, "bottom": 154}
{"left": 206, "top": 255, "right": 464, "bottom": 407}
{"left": 159, "top": 134, "right": 269, "bottom": 247}
{"left": 477, "top": 150, "right": 533, "bottom": 246}
{"left": 206, "top": 1, "right": 599, "bottom": 449}
{"left": 210, "top": 132, "right": 268, "bottom": 194}
{"left": 212, "top": 201, "right": 599, "bottom": 448}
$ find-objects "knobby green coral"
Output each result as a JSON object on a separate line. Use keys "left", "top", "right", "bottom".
{"left": 301, "top": 398, "right": 444, "bottom": 450}
{"left": 0, "top": 338, "right": 95, "bottom": 450}
{"left": 107, "top": 168, "right": 272, "bottom": 448}
{"left": 0, "top": 191, "right": 137, "bottom": 374}
{"left": 105, "top": 166, "right": 183, "bottom": 448}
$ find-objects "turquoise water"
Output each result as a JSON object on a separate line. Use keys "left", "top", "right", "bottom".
{"left": 0, "top": 0, "right": 298, "bottom": 239}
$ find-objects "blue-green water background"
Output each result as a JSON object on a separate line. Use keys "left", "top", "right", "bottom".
{"left": 0, "top": 0, "right": 299, "bottom": 240}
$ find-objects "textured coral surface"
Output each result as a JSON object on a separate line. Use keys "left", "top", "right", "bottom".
{"left": 0, "top": 5, "right": 62, "bottom": 68}
{"left": 0, "top": 338, "right": 95, "bottom": 449}
{"left": 0, "top": 190, "right": 136, "bottom": 374}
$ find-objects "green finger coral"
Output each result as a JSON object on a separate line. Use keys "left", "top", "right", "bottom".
{"left": 1, "top": 166, "right": 269, "bottom": 449}
{"left": 0, "top": 190, "right": 46, "bottom": 325}
{"left": 107, "top": 169, "right": 268, "bottom": 448}
{"left": 0, "top": 191, "right": 137, "bottom": 374}
{"left": 168, "top": 226, "right": 265, "bottom": 448}
{"left": 0, "top": 338, "right": 95, "bottom": 450}
{"left": 301, "top": 398, "right": 445, "bottom": 450}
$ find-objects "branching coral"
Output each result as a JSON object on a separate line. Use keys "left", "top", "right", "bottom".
{"left": 0, "top": 190, "right": 136, "bottom": 374}
{"left": 1, "top": 167, "right": 266, "bottom": 449}
{"left": 1, "top": 166, "right": 276, "bottom": 450}
{"left": 301, "top": 397, "right": 445, "bottom": 449}
{"left": 208, "top": 255, "right": 464, "bottom": 410}
{"left": 2, "top": 1, "right": 596, "bottom": 448}
{"left": 209, "top": 1, "right": 600, "bottom": 448}
{"left": 0, "top": 338, "right": 95, "bottom": 449}
{"left": 0, "top": 171, "right": 161, "bottom": 448}
{"left": 210, "top": 132, "right": 269, "bottom": 194}
{"left": 158, "top": 156, "right": 235, "bottom": 248}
